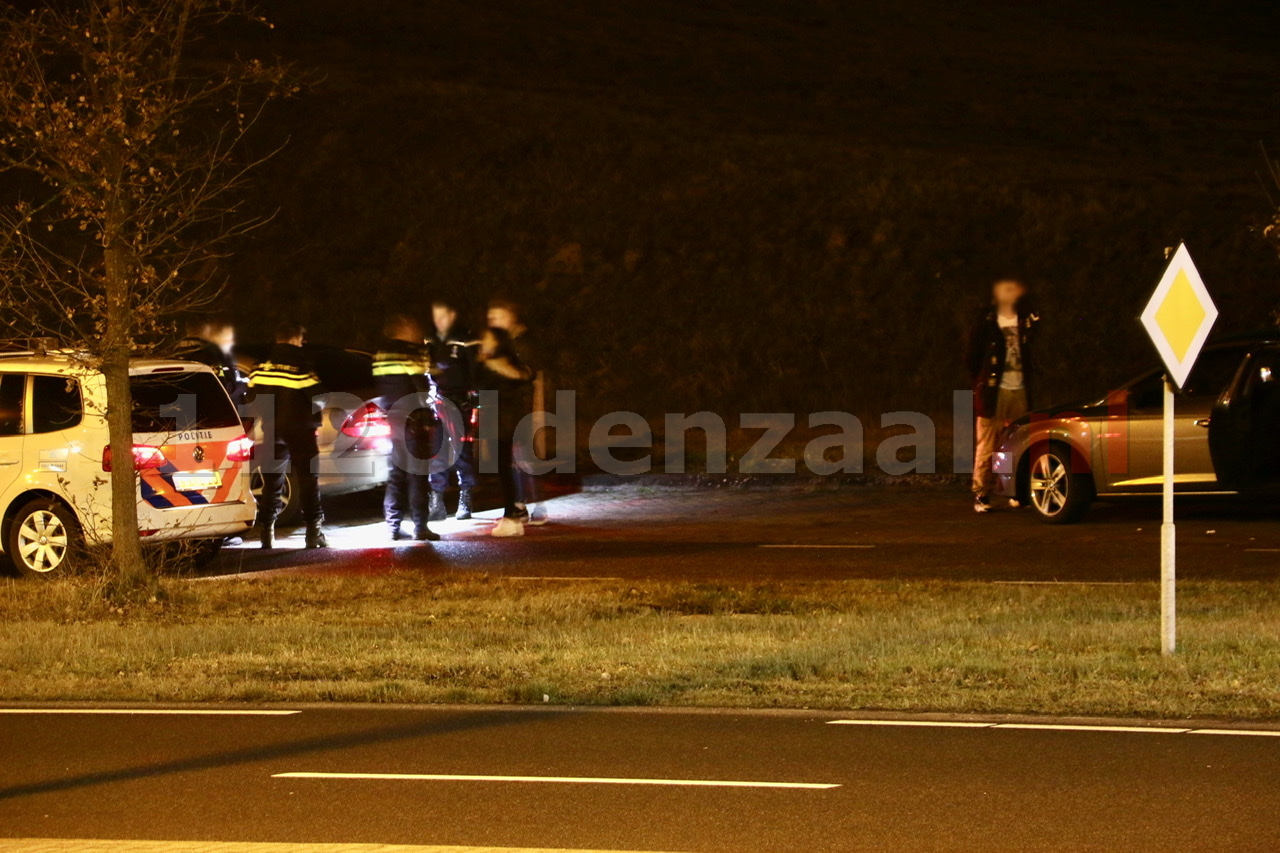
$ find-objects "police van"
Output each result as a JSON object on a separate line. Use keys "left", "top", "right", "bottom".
{"left": 0, "top": 351, "right": 256, "bottom": 576}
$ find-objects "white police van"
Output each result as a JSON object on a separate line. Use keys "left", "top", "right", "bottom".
{"left": 0, "top": 351, "right": 256, "bottom": 576}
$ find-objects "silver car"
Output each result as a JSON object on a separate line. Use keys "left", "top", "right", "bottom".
{"left": 995, "top": 336, "right": 1280, "bottom": 523}
{"left": 249, "top": 396, "right": 390, "bottom": 526}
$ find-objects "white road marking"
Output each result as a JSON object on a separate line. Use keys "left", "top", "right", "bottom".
{"left": 828, "top": 719, "right": 992, "bottom": 728}
{"left": 828, "top": 719, "right": 1280, "bottom": 737}
{"left": 995, "top": 723, "right": 1187, "bottom": 734}
{"left": 0, "top": 708, "right": 299, "bottom": 716}
{"left": 758, "top": 544, "right": 875, "bottom": 549}
{"left": 274, "top": 771, "right": 838, "bottom": 790}
{"left": 0, "top": 841, "right": 679, "bottom": 853}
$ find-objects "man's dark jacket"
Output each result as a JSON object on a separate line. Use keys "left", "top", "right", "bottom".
{"left": 966, "top": 305, "right": 1039, "bottom": 418}
{"left": 174, "top": 335, "right": 242, "bottom": 402}
{"left": 429, "top": 328, "right": 476, "bottom": 403}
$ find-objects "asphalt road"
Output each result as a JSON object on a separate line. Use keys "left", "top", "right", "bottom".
{"left": 2, "top": 705, "right": 1279, "bottom": 852}
{"left": 207, "top": 485, "right": 1280, "bottom": 582}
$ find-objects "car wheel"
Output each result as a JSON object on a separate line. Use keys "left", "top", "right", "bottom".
{"left": 250, "top": 471, "right": 301, "bottom": 527}
{"left": 6, "top": 498, "right": 80, "bottom": 577}
{"left": 1027, "top": 443, "right": 1093, "bottom": 524}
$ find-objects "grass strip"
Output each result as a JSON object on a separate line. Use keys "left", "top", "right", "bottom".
{"left": 1, "top": 574, "right": 1277, "bottom": 720}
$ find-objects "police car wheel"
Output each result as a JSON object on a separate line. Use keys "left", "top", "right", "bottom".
{"left": 7, "top": 498, "right": 80, "bottom": 578}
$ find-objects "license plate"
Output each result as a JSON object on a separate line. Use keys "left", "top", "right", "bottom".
{"left": 172, "top": 471, "right": 222, "bottom": 492}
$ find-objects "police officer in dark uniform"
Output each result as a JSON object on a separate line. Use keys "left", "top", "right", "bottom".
{"left": 246, "top": 321, "right": 326, "bottom": 549}
{"left": 427, "top": 299, "right": 478, "bottom": 521}
{"left": 373, "top": 313, "right": 440, "bottom": 542}
{"left": 174, "top": 316, "right": 245, "bottom": 404}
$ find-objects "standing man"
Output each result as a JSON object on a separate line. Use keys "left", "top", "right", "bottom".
{"left": 174, "top": 316, "right": 245, "bottom": 403}
{"left": 967, "top": 278, "right": 1038, "bottom": 513}
{"left": 427, "top": 299, "right": 478, "bottom": 521}
{"left": 247, "top": 321, "right": 326, "bottom": 548}
{"left": 487, "top": 297, "right": 546, "bottom": 526}
{"left": 374, "top": 313, "right": 440, "bottom": 542}
{"left": 476, "top": 327, "right": 532, "bottom": 537}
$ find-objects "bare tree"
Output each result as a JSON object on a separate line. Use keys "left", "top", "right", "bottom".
{"left": 0, "top": 0, "right": 291, "bottom": 592}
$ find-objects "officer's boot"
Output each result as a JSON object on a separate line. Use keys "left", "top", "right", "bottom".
{"left": 255, "top": 510, "right": 275, "bottom": 549}
{"left": 456, "top": 489, "right": 473, "bottom": 521}
{"left": 414, "top": 522, "right": 441, "bottom": 542}
{"left": 305, "top": 520, "right": 328, "bottom": 550}
{"left": 428, "top": 490, "right": 447, "bottom": 523}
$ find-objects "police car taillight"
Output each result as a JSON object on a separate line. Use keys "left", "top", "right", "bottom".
{"left": 102, "top": 443, "right": 167, "bottom": 472}
{"left": 226, "top": 434, "right": 254, "bottom": 462}
{"left": 341, "top": 402, "right": 391, "bottom": 439}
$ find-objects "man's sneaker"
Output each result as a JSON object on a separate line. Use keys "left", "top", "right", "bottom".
{"left": 428, "top": 491, "right": 447, "bottom": 523}
{"left": 973, "top": 494, "right": 992, "bottom": 514}
{"left": 512, "top": 503, "right": 530, "bottom": 524}
{"left": 491, "top": 517, "right": 525, "bottom": 537}
{"left": 1007, "top": 497, "right": 1021, "bottom": 509}
{"left": 526, "top": 503, "right": 548, "bottom": 526}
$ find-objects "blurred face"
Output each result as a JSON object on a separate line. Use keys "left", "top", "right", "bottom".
{"left": 479, "top": 329, "right": 499, "bottom": 357}
{"left": 210, "top": 326, "right": 235, "bottom": 354}
{"left": 993, "top": 280, "right": 1025, "bottom": 309}
{"left": 398, "top": 318, "right": 424, "bottom": 342}
{"left": 487, "top": 306, "right": 515, "bottom": 331}
{"left": 432, "top": 305, "right": 456, "bottom": 336}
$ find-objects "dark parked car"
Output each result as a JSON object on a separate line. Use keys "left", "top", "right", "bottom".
{"left": 994, "top": 335, "right": 1280, "bottom": 523}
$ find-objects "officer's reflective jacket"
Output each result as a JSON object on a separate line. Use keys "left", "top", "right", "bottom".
{"left": 373, "top": 337, "right": 434, "bottom": 413}
{"left": 246, "top": 343, "right": 323, "bottom": 433}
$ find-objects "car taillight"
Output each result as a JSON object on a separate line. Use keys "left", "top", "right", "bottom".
{"left": 342, "top": 402, "right": 391, "bottom": 439}
{"left": 226, "top": 434, "right": 254, "bottom": 462}
{"left": 102, "top": 443, "right": 167, "bottom": 472}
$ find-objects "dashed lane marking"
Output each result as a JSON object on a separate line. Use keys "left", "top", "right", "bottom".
{"left": 0, "top": 841, "right": 681, "bottom": 853}
{"left": 274, "top": 771, "right": 839, "bottom": 790}
{"left": 828, "top": 719, "right": 1280, "bottom": 736}
{"left": 0, "top": 708, "right": 299, "bottom": 716}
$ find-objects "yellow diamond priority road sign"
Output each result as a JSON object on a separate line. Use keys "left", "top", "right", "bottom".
{"left": 1140, "top": 243, "right": 1217, "bottom": 389}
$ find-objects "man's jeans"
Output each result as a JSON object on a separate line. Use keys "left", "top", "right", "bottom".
{"left": 972, "top": 387, "right": 1028, "bottom": 496}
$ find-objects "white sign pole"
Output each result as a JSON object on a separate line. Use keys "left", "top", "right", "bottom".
{"left": 1160, "top": 376, "right": 1176, "bottom": 656}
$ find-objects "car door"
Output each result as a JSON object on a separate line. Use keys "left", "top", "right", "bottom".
{"left": 0, "top": 373, "right": 25, "bottom": 497}
{"left": 1209, "top": 345, "right": 1280, "bottom": 491}
{"left": 1108, "top": 347, "right": 1247, "bottom": 492}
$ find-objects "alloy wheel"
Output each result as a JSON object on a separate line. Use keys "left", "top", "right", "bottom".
{"left": 16, "top": 509, "right": 69, "bottom": 573}
{"left": 1030, "top": 452, "right": 1069, "bottom": 518}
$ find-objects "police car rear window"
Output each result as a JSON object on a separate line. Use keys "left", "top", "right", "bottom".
{"left": 130, "top": 371, "right": 239, "bottom": 433}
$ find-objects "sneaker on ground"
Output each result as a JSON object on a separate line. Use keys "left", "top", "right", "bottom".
{"left": 526, "top": 504, "right": 548, "bottom": 526}
{"left": 491, "top": 517, "right": 525, "bottom": 537}
{"left": 973, "top": 494, "right": 992, "bottom": 514}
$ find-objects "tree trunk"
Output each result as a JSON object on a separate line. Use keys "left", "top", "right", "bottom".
{"left": 102, "top": 242, "right": 150, "bottom": 595}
